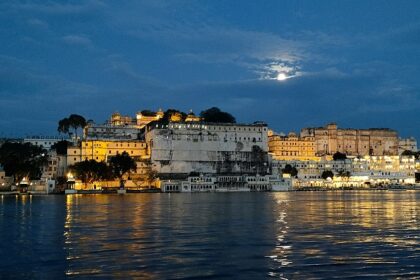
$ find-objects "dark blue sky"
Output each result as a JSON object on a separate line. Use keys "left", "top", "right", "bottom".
{"left": 0, "top": 1, "right": 419, "bottom": 139}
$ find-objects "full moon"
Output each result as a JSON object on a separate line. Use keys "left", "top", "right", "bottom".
{"left": 276, "top": 73, "right": 287, "bottom": 81}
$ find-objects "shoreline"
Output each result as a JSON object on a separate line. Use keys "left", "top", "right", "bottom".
{"left": 1, "top": 186, "right": 419, "bottom": 196}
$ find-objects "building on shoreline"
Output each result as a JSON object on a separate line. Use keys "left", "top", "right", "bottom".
{"left": 146, "top": 121, "right": 269, "bottom": 178}
{"left": 300, "top": 123, "right": 399, "bottom": 156}
{"left": 272, "top": 155, "right": 416, "bottom": 188}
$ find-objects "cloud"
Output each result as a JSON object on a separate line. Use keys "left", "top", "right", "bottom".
{"left": 62, "top": 35, "right": 93, "bottom": 48}
{"left": 106, "top": 2, "right": 306, "bottom": 79}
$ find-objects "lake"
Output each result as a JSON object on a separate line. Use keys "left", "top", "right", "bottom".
{"left": 0, "top": 191, "right": 419, "bottom": 279}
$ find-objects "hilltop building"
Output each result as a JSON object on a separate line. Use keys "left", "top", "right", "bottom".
{"left": 398, "top": 137, "right": 417, "bottom": 154}
{"left": 109, "top": 112, "right": 133, "bottom": 126}
{"left": 300, "top": 123, "right": 398, "bottom": 156}
{"left": 268, "top": 131, "right": 317, "bottom": 161}
{"left": 136, "top": 110, "right": 164, "bottom": 127}
{"left": 146, "top": 121, "right": 269, "bottom": 178}
{"left": 23, "top": 136, "right": 67, "bottom": 150}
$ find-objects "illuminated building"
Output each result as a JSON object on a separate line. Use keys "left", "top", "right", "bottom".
{"left": 146, "top": 122, "right": 269, "bottom": 176}
{"left": 185, "top": 111, "right": 202, "bottom": 122}
{"left": 109, "top": 112, "right": 133, "bottom": 126}
{"left": 136, "top": 109, "right": 164, "bottom": 127}
{"left": 300, "top": 123, "right": 399, "bottom": 156}
{"left": 85, "top": 109, "right": 164, "bottom": 140}
{"left": 268, "top": 131, "right": 317, "bottom": 161}
{"left": 67, "top": 139, "right": 149, "bottom": 166}
{"left": 273, "top": 154, "right": 416, "bottom": 188}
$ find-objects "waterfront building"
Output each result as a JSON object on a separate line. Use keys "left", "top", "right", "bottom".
{"left": 300, "top": 123, "right": 398, "bottom": 156}
{"left": 398, "top": 137, "right": 418, "bottom": 154}
{"left": 159, "top": 174, "right": 291, "bottom": 192}
{"left": 272, "top": 154, "right": 416, "bottom": 187}
{"left": 268, "top": 131, "right": 318, "bottom": 161}
{"left": 146, "top": 121, "right": 269, "bottom": 177}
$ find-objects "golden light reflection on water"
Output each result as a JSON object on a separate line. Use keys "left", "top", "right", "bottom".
{"left": 268, "top": 191, "right": 420, "bottom": 279}
{"left": 64, "top": 194, "right": 156, "bottom": 279}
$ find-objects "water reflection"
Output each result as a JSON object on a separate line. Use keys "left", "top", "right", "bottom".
{"left": 268, "top": 191, "right": 420, "bottom": 279}
{"left": 1, "top": 192, "right": 419, "bottom": 279}
{"left": 64, "top": 194, "right": 156, "bottom": 279}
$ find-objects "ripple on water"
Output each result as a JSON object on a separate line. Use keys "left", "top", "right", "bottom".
{"left": 0, "top": 192, "right": 419, "bottom": 279}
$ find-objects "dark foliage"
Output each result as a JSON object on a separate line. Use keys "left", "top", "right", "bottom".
{"left": 333, "top": 152, "right": 347, "bottom": 161}
{"left": 51, "top": 140, "right": 70, "bottom": 155}
{"left": 58, "top": 114, "right": 87, "bottom": 138}
{"left": 321, "top": 170, "right": 334, "bottom": 180}
{"left": 200, "top": 107, "right": 236, "bottom": 123}
{"left": 402, "top": 150, "right": 420, "bottom": 159}
{"left": 0, "top": 142, "right": 48, "bottom": 182}
{"left": 141, "top": 110, "right": 156, "bottom": 116}
{"left": 109, "top": 152, "right": 137, "bottom": 188}
{"left": 282, "top": 164, "right": 298, "bottom": 177}
{"left": 69, "top": 160, "right": 113, "bottom": 184}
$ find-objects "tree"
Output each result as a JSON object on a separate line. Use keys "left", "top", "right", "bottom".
{"left": 0, "top": 142, "right": 48, "bottom": 183}
{"left": 141, "top": 110, "right": 156, "bottom": 116}
{"left": 58, "top": 118, "right": 71, "bottom": 137}
{"left": 69, "top": 160, "right": 113, "bottom": 186}
{"left": 321, "top": 170, "right": 334, "bottom": 180}
{"left": 109, "top": 152, "right": 137, "bottom": 189}
{"left": 58, "top": 114, "right": 87, "bottom": 139}
{"left": 51, "top": 140, "right": 70, "bottom": 155}
{"left": 333, "top": 152, "right": 347, "bottom": 161}
{"left": 282, "top": 164, "right": 298, "bottom": 177}
{"left": 200, "top": 107, "right": 236, "bottom": 123}
{"left": 402, "top": 150, "right": 420, "bottom": 159}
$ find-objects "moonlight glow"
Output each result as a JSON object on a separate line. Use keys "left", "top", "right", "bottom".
{"left": 276, "top": 73, "right": 288, "bottom": 81}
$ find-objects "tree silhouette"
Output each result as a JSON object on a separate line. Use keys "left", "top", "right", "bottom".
{"left": 333, "top": 152, "right": 347, "bottom": 161}
{"left": 200, "top": 107, "right": 236, "bottom": 123}
{"left": 282, "top": 164, "right": 298, "bottom": 177}
{"left": 69, "top": 160, "right": 113, "bottom": 186}
{"left": 109, "top": 152, "right": 137, "bottom": 189}
{"left": 58, "top": 114, "right": 87, "bottom": 139}
{"left": 0, "top": 142, "right": 48, "bottom": 183}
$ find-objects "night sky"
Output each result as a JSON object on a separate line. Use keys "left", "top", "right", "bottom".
{"left": 1, "top": 1, "right": 419, "bottom": 139}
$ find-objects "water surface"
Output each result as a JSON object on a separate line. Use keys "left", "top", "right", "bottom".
{"left": 0, "top": 191, "right": 419, "bottom": 279}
